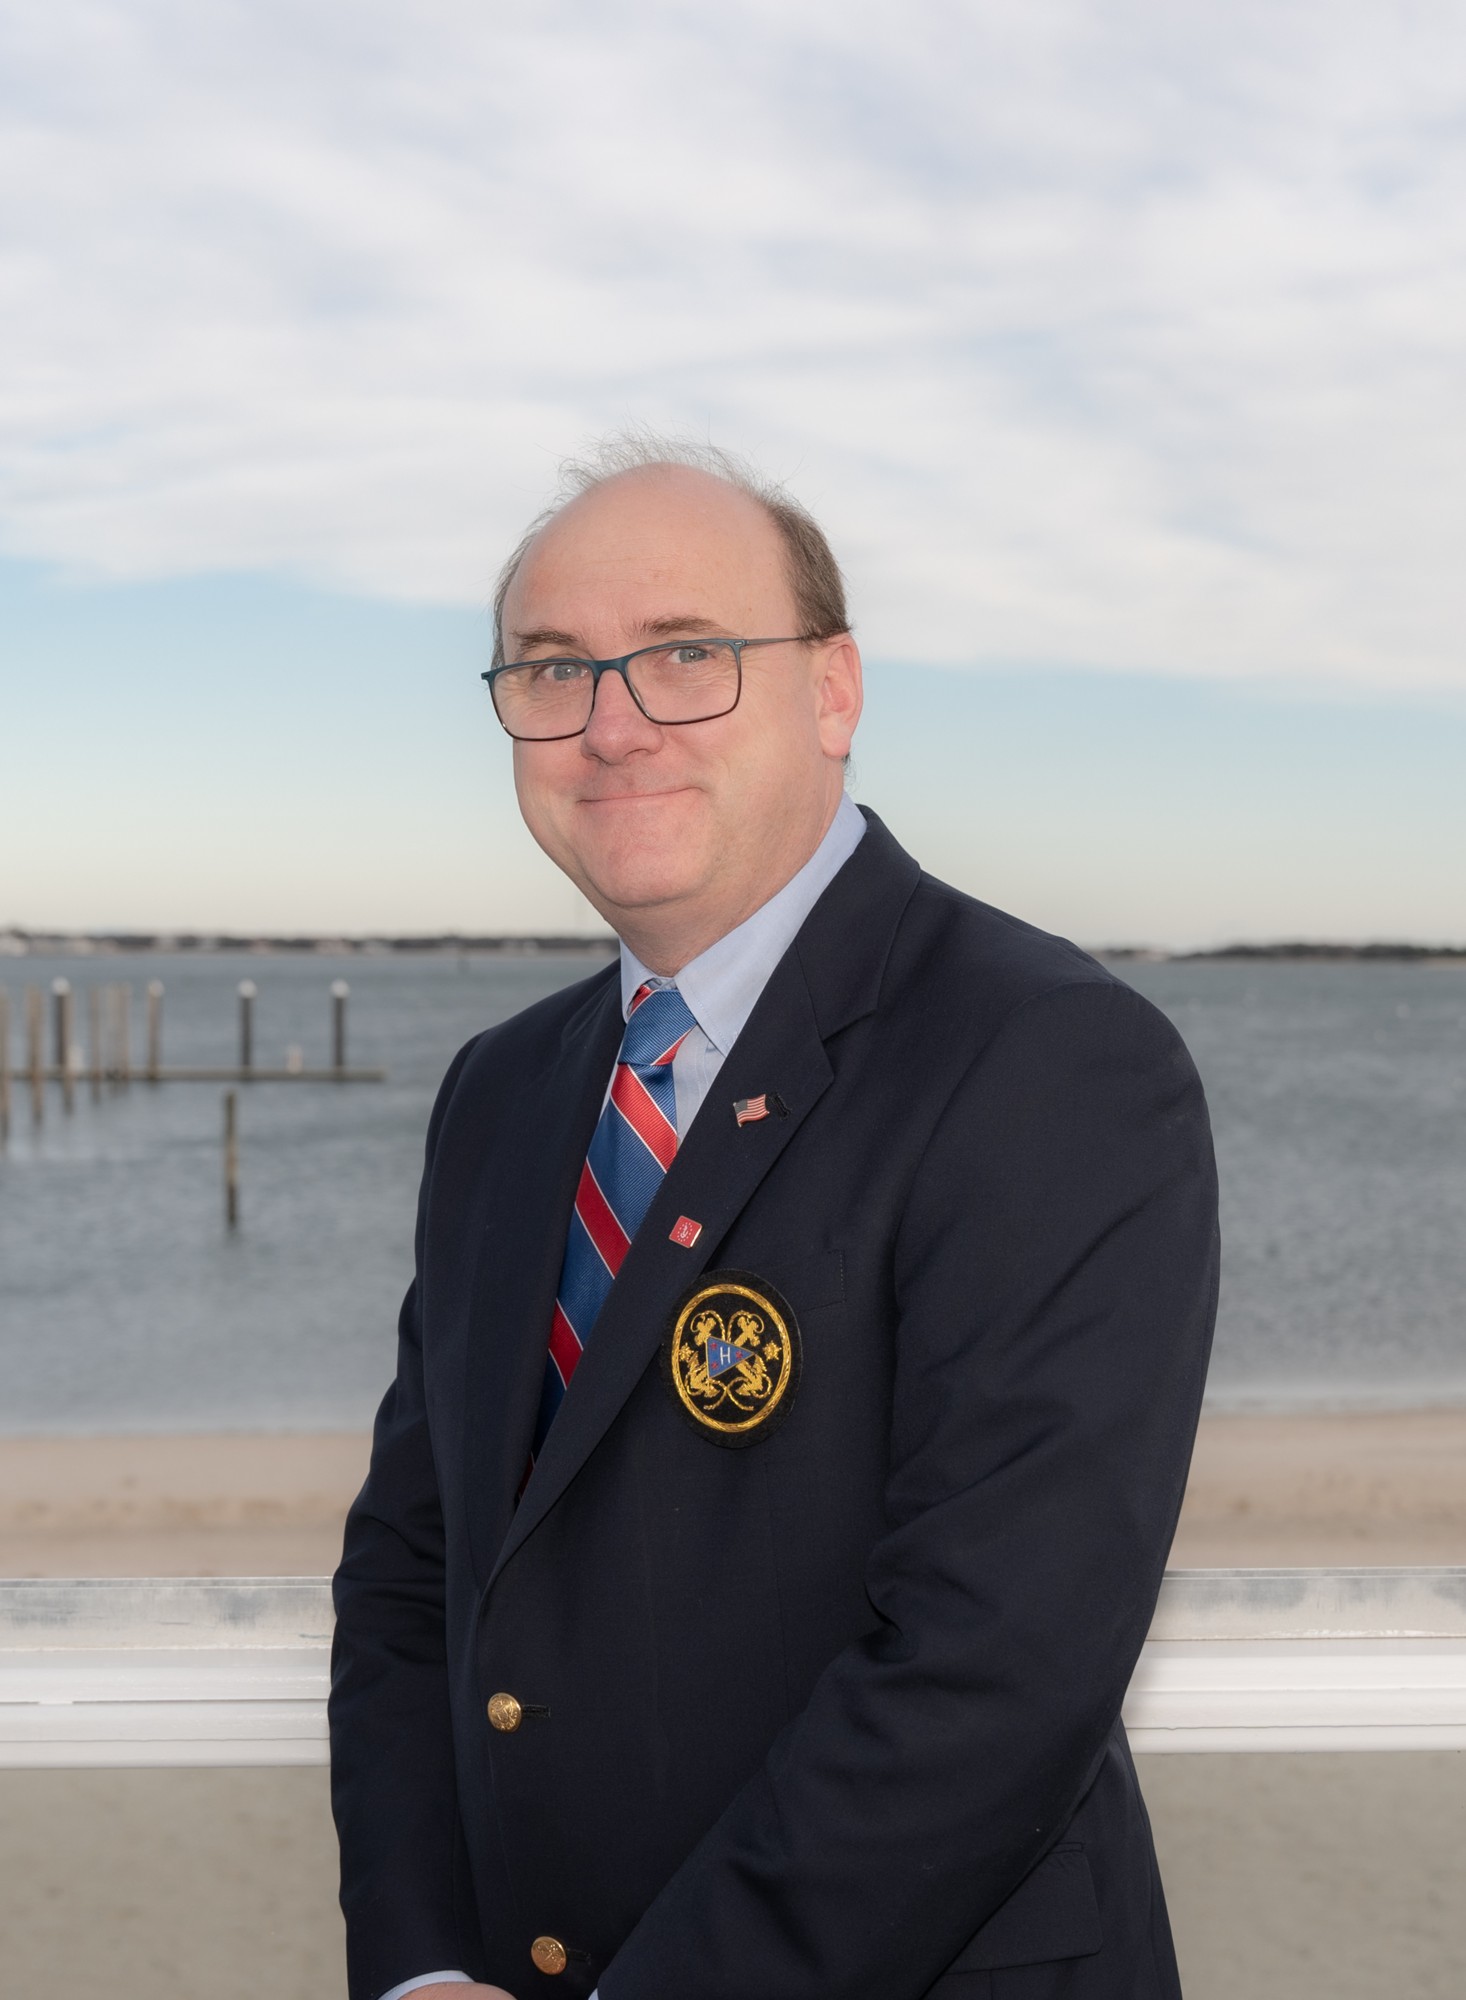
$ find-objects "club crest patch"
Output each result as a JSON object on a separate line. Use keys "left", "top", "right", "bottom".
{"left": 662, "top": 1269, "right": 802, "bottom": 1448}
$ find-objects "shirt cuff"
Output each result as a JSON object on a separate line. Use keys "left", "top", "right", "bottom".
{"left": 378, "top": 1974, "right": 474, "bottom": 2000}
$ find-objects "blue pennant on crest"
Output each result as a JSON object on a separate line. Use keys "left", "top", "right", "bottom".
{"left": 705, "top": 1335, "right": 751, "bottom": 1379}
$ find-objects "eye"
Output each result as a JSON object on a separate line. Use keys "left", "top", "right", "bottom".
{"left": 525, "top": 658, "right": 589, "bottom": 685}
{"left": 668, "top": 644, "right": 714, "bottom": 665}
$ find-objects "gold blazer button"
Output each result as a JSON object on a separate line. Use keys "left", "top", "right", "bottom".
{"left": 486, "top": 1692, "right": 523, "bottom": 1733}
{"left": 530, "top": 1935, "right": 568, "bottom": 1975}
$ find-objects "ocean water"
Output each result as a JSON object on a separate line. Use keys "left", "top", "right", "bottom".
{"left": 0, "top": 951, "right": 1463, "bottom": 1433}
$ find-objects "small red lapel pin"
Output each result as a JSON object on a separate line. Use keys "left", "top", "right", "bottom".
{"left": 669, "top": 1216, "right": 703, "bottom": 1248}
{"left": 733, "top": 1095, "right": 769, "bottom": 1127}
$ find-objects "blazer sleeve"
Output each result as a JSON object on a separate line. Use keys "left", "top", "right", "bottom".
{"left": 329, "top": 1037, "right": 481, "bottom": 2000}
{"left": 599, "top": 979, "right": 1220, "bottom": 2000}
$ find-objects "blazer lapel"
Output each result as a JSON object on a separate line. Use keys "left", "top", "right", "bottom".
{"left": 462, "top": 969, "right": 623, "bottom": 1583}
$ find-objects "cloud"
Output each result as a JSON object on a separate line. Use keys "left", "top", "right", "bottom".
{"left": 3, "top": 0, "right": 1465, "bottom": 689}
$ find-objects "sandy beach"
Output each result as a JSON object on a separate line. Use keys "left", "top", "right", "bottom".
{"left": 1170, "top": 1406, "right": 1466, "bottom": 1567}
{"left": 2, "top": 1407, "right": 1465, "bottom": 1575}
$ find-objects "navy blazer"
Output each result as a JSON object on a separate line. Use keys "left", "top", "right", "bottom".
{"left": 330, "top": 811, "right": 1219, "bottom": 2000}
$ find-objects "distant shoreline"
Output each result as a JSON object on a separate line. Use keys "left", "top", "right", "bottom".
{"left": 2, "top": 929, "right": 1462, "bottom": 963}
{"left": 0, "top": 929, "right": 619, "bottom": 958}
{"left": 1104, "top": 942, "right": 1466, "bottom": 964}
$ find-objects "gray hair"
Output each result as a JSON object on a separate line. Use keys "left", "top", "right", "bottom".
{"left": 490, "top": 432, "right": 851, "bottom": 667}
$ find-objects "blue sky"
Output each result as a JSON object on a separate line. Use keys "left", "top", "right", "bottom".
{"left": 2, "top": 1, "right": 1464, "bottom": 944}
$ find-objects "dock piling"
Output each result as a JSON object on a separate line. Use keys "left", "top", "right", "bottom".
{"left": 51, "top": 979, "right": 69, "bottom": 1071}
{"left": 55, "top": 981, "right": 75, "bottom": 1114}
{"left": 146, "top": 981, "right": 163, "bottom": 1081}
{"left": 223, "top": 1090, "right": 239, "bottom": 1228}
{"left": 26, "top": 987, "right": 44, "bottom": 1126}
{"left": 0, "top": 988, "right": 10, "bottom": 1145}
{"left": 114, "top": 983, "right": 133, "bottom": 1087}
{"left": 0, "top": 976, "right": 381, "bottom": 1118}
{"left": 89, "top": 986, "right": 103, "bottom": 1101}
{"left": 238, "top": 981, "right": 256, "bottom": 1073}
{"left": 331, "top": 980, "right": 349, "bottom": 1073}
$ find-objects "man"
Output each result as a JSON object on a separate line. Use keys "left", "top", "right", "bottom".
{"left": 330, "top": 439, "right": 1219, "bottom": 2000}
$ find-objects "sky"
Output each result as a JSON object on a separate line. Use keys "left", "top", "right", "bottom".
{"left": 2, "top": 0, "right": 1463, "bottom": 946}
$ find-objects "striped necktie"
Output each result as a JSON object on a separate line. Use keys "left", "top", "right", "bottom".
{"left": 528, "top": 981, "right": 697, "bottom": 1464}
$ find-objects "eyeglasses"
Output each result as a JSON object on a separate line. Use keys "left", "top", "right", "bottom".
{"left": 481, "top": 636, "right": 812, "bottom": 742}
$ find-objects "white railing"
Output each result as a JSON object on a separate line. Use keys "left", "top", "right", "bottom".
{"left": 2, "top": 1568, "right": 1464, "bottom": 1768}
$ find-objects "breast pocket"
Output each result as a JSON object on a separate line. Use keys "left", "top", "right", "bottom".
{"left": 943, "top": 1843, "right": 1102, "bottom": 1977}
{"left": 759, "top": 1246, "right": 845, "bottom": 1314}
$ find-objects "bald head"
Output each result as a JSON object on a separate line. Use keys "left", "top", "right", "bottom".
{"left": 503, "top": 465, "right": 801, "bottom": 666}
{"left": 492, "top": 438, "right": 849, "bottom": 667}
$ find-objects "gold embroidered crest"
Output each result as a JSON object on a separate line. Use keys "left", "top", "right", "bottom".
{"left": 662, "top": 1270, "right": 802, "bottom": 1447}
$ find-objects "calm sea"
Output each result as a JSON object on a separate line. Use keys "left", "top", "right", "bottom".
{"left": 1, "top": 950, "right": 1463, "bottom": 1433}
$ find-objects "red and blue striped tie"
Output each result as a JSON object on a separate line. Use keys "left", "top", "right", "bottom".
{"left": 529, "top": 981, "right": 697, "bottom": 1464}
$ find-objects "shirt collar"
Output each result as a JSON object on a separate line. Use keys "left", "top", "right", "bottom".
{"left": 619, "top": 791, "right": 867, "bottom": 1053}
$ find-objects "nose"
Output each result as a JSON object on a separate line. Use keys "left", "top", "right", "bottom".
{"left": 580, "top": 663, "right": 661, "bottom": 757}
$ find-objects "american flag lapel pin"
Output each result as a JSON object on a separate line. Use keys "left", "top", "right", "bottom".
{"left": 733, "top": 1094, "right": 769, "bottom": 1127}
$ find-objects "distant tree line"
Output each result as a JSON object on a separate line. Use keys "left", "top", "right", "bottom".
{"left": 1096, "top": 942, "right": 1466, "bottom": 963}
{"left": 1176, "top": 942, "right": 1466, "bottom": 962}
{"left": 5, "top": 931, "right": 1461, "bottom": 963}
{"left": 0, "top": 929, "right": 618, "bottom": 956}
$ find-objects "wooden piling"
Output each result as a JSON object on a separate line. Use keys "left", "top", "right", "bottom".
{"left": 117, "top": 983, "right": 132, "bottom": 1085}
{"left": 56, "top": 981, "right": 75, "bottom": 1114}
{"left": 51, "top": 978, "right": 69, "bottom": 1069}
{"left": 110, "top": 982, "right": 124, "bottom": 1084}
{"left": 238, "top": 981, "right": 256, "bottom": 1073}
{"left": 0, "top": 988, "right": 10, "bottom": 1145}
{"left": 331, "top": 980, "right": 349, "bottom": 1073}
{"left": 223, "top": 1089, "right": 239, "bottom": 1229}
{"left": 26, "top": 987, "right": 44, "bottom": 1125}
{"left": 89, "top": 985, "right": 103, "bottom": 1101}
{"left": 146, "top": 980, "right": 163, "bottom": 1081}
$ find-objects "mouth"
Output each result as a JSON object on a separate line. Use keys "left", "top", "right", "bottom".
{"left": 578, "top": 786, "right": 698, "bottom": 807}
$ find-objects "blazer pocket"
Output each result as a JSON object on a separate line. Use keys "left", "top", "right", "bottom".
{"left": 948, "top": 1843, "right": 1102, "bottom": 1971}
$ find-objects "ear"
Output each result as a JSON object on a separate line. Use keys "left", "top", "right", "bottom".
{"left": 814, "top": 635, "right": 863, "bottom": 760}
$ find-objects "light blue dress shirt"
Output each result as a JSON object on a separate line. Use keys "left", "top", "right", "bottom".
{"left": 377, "top": 795, "right": 866, "bottom": 2000}
{"left": 622, "top": 790, "right": 866, "bottom": 1137}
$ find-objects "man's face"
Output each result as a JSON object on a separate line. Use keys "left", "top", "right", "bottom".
{"left": 501, "top": 466, "right": 861, "bottom": 968}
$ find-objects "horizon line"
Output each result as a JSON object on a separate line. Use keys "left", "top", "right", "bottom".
{"left": 3, "top": 928, "right": 1465, "bottom": 965}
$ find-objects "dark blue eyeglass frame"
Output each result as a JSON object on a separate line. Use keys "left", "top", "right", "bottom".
{"left": 481, "top": 635, "right": 814, "bottom": 741}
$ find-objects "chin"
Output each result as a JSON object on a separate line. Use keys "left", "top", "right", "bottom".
{"left": 569, "top": 802, "right": 715, "bottom": 917}
{"left": 583, "top": 855, "right": 709, "bottom": 920}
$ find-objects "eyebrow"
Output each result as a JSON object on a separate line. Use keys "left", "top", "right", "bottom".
{"left": 507, "top": 614, "right": 726, "bottom": 656}
{"left": 640, "top": 615, "right": 723, "bottom": 638}
{"left": 509, "top": 628, "right": 582, "bottom": 653}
